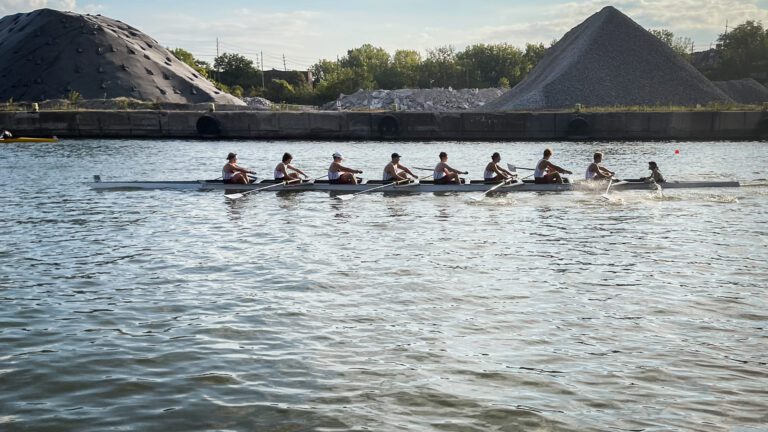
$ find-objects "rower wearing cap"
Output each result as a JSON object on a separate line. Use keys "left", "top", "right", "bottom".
{"left": 642, "top": 161, "right": 665, "bottom": 183}
{"left": 383, "top": 153, "right": 417, "bottom": 183}
{"left": 484, "top": 152, "right": 515, "bottom": 183}
{"left": 585, "top": 152, "right": 615, "bottom": 180}
{"left": 222, "top": 152, "right": 256, "bottom": 184}
{"left": 328, "top": 152, "right": 363, "bottom": 184}
{"left": 534, "top": 148, "right": 572, "bottom": 184}
{"left": 434, "top": 152, "right": 467, "bottom": 184}
{"left": 274, "top": 152, "right": 308, "bottom": 181}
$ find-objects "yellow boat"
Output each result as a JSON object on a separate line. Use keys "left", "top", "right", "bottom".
{"left": 0, "top": 137, "right": 59, "bottom": 143}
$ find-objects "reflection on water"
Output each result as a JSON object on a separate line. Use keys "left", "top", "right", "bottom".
{"left": 0, "top": 139, "right": 766, "bottom": 431}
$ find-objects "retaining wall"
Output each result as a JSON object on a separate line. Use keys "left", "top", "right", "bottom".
{"left": 1, "top": 110, "right": 766, "bottom": 140}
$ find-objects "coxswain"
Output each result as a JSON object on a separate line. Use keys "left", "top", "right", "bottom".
{"left": 433, "top": 151, "right": 468, "bottom": 184}
{"left": 383, "top": 152, "right": 418, "bottom": 183}
{"left": 642, "top": 161, "right": 665, "bottom": 183}
{"left": 533, "top": 148, "right": 572, "bottom": 184}
{"left": 585, "top": 152, "right": 615, "bottom": 180}
{"left": 484, "top": 152, "right": 515, "bottom": 183}
{"left": 222, "top": 152, "right": 256, "bottom": 184}
{"left": 328, "top": 152, "right": 363, "bottom": 184}
{"left": 274, "top": 152, "right": 307, "bottom": 181}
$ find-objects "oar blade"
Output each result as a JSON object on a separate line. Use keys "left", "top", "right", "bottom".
{"left": 335, "top": 194, "right": 355, "bottom": 201}
{"left": 225, "top": 193, "right": 244, "bottom": 200}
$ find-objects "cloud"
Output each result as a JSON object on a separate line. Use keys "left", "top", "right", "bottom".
{"left": 0, "top": 0, "right": 109, "bottom": 17}
{"left": 459, "top": 0, "right": 768, "bottom": 48}
{"left": 132, "top": 9, "right": 327, "bottom": 68}
{"left": 0, "top": 0, "right": 77, "bottom": 15}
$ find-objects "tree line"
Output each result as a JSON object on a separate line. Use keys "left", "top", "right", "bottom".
{"left": 170, "top": 20, "right": 768, "bottom": 106}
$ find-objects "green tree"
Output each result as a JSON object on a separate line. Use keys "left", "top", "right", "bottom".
{"left": 712, "top": 20, "right": 768, "bottom": 83}
{"left": 213, "top": 53, "right": 259, "bottom": 88}
{"left": 170, "top": 48, "right": 210, "bottom": 78}
{"left": 457, "top": 43, "right": 524, "bottom": 87}
{"left": 649, "top": 29, "right": 693, "bottom": 60}
{"left": 341, "top": 44, "right": 391, "bottom": 88}
{"left": 421, "top": 45, "right": 460, "bottom": 88}
{"left": 266, "top": 79, "right": 295, "bottom": 102}
{"left": 521, "top": 43, "right": 548, "bottom": 76}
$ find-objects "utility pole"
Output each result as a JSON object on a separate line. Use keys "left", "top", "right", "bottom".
{"left": 260, "top": 51, "right": 265, "bottom": 90}
{"left": 215, "top": 37, "right": 220, "bottom": 82}
{"left": 283, "top": 54, "right": 287, "bottom": 71}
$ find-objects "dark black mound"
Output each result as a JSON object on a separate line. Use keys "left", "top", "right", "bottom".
{"left": 0, "top": 8, "right": 243, "bottom": 105}
{"left": 484, "top": 6, "right": 732, "bottom": 111}
{"left": 714, "top": 79, "right": 768, "bottom": 104}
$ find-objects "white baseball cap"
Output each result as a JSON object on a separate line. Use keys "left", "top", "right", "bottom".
{"left": 332, "top": 152, "right": 343, "bottom": 159}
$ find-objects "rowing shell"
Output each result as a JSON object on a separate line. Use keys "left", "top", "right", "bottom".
{"left": 90, "top": 176, "right": 741, "bottom": 193}
{"left": 0, "top": 137, "right": 59, "bottom": 143}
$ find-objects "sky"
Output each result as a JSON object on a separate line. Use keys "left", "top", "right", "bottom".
{"left": 1, "top": 0, "right": 767, "bottom": 70}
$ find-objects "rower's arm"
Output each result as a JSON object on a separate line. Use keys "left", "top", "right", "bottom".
{"left": 288, "top": 164, "right": 307, "bottom": 177}
{"left": 549, "top": 162, "right": 572, "bottom": 174}
{"left": 446, "top": 164, "right": 467, "bottom": 175}
{"left": 599, "top": 166, "right": 614, "bottom": 176}
{"left": 338, "top": 164, "right": 362, "bottom": 173}
{"left": 400, "top": 164, "right": 417, "bottom": 178}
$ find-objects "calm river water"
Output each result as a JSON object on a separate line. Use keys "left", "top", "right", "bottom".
{"left": 1, "top": 139, "right": 767, "bottom": 431}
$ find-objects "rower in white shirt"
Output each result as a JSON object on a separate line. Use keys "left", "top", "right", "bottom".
{"left": 484, "top": 152, "right": 515, "bottom": 183}
{"left": 585, "top": 152, "right": 615, "bottom": 180}
{"left": 328, "top": 152, "right": 363, "bottom": 184}
{"left": 383, "top": 152, "right": 418, "bottom": 183}
{"left": 274, "top": 152, "right": 308, "bottom": 181}
{"left": 433, "top": 152, "right": 468, "bottom": 184}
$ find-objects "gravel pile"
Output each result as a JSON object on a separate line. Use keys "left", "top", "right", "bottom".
{"left": 323, "top": 88, "right": 506, "bottom": 111}
{"left": 484, "top": 6, "right": 733, "bottom": 111}
{"left": 242, "top": 96, "right": 273, "bottom": 110}
{"left": 0, "top": 8, "right": 244, "bottom": 105}
{"left": 714, "top": 79, "right": 768, "bottom": 104}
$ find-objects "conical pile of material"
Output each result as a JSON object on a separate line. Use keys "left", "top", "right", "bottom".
{"left": 714, "top": 78, "right": 768, "bottom": 104}
{"left": 0, "top": 8, "right": 244, "bottom": 105}
{"left": 484, "top": 6, "right": 732, "bottom": 111}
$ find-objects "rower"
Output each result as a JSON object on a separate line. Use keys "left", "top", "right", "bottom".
{"left": 383, "top": 152, "right": 417, "bottom": 183}
{"left": 328, "top": 152, "right": 363, "bottom": 184}
{"left": 274, "top": 152, "right": 307, "bottom": 181}
{"left": 642, "top": 161, "right": 665, "bottom": 183}
{"left": 0, "top": 129, "right": 12, "bottom": 139}
{"left": 222, "top": 152, "right": 256, "bottom": 184}
{"left": 585, "top": 152, "right": 615, "bottom": 180}
{"left": 433, "top": 151, "right": 468, "bottom": 184}
{"left": 484, "top": 152, "right": 515, "bottom": 183}
{"left": 534, "top": 148, "right": 572, "bottom": 184}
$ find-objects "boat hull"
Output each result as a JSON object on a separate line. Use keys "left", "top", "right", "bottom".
{"left": 1, "top": 137, "right": 59, "bottom": 143}
{"left": 89, "top": 178, "right": 741, "bottom": 193}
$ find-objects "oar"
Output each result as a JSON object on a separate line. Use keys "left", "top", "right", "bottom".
{"left": 225, "top": 175, "right": 324, "bottom": 200}
{"left": 470, "top": 176, "right": 520, "bottom": 201}
{"left": 335, "top": 176, "right": 422, "bottom": 201}
{"left": 601, "top": 178, "right": 627, "bottom": 200}
{"left": 507, "top": 163, "right": 536, "bottom": 171}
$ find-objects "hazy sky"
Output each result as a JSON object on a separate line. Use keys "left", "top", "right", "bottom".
{"left": 2, "top": 0, "right": 767, "bottom": 70}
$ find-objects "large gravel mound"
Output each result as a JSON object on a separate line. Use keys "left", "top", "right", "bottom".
{"left": 323, "top": 88, "right": 506, "bottom": 111}
{"left": 484, "top": 6, "right": 732, "bottom": 111}
{"left": 0, "top": 8, "right": 244, "bottom": 105}
{"left": 714, "top": 79, "right": 768, "bottom": 104}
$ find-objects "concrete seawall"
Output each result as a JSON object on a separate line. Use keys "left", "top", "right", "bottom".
{"left": 2, "top": 110, "right": 767, "bottom": 140}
